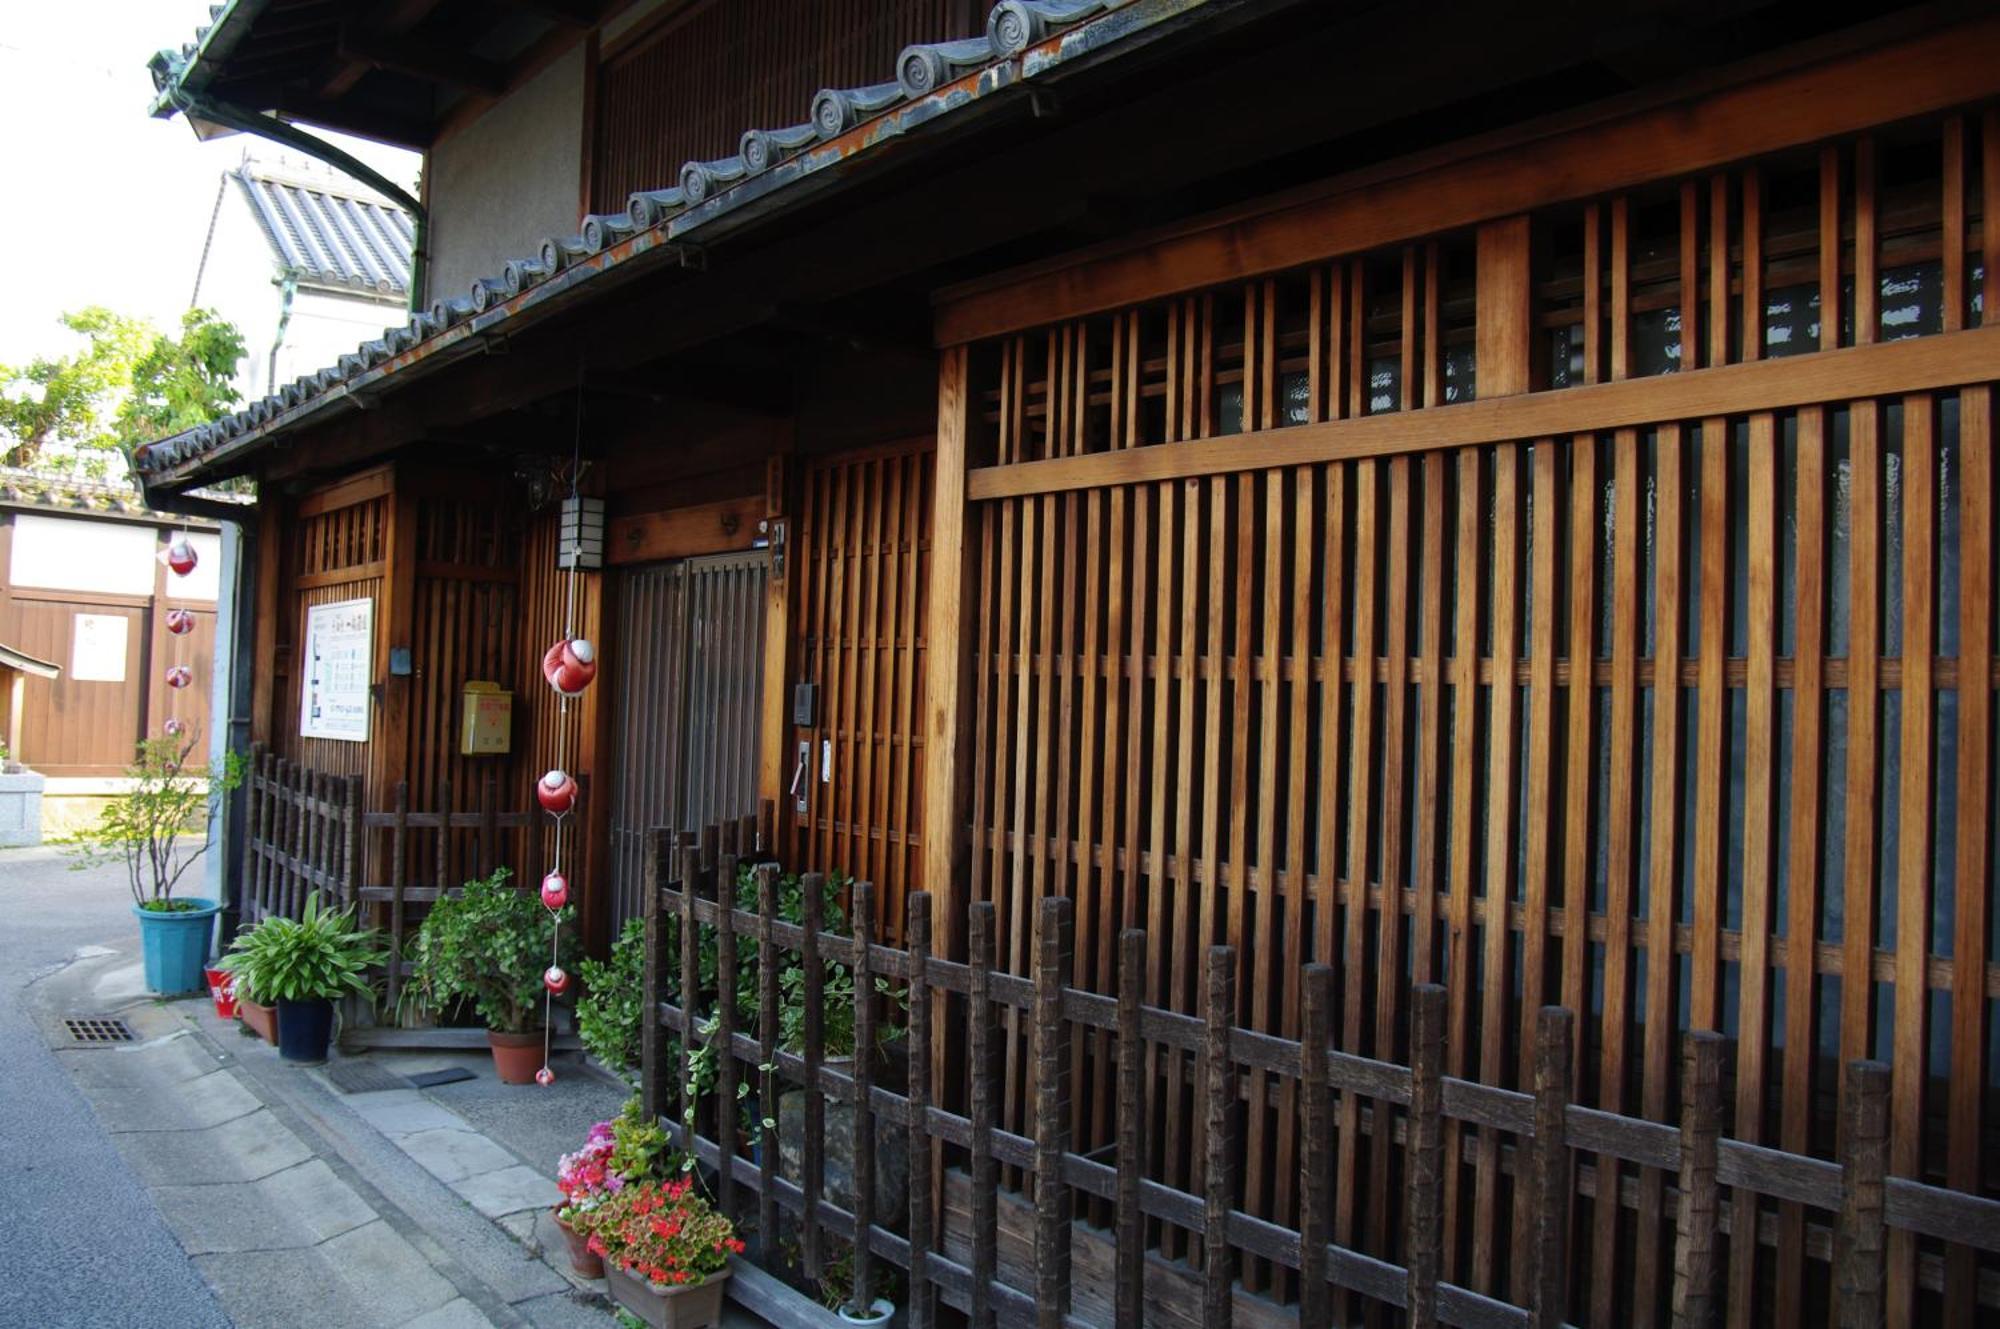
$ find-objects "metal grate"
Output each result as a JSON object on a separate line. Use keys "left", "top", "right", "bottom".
{"left": 63, "top": 1016, "right": 134, "bottom": 1044}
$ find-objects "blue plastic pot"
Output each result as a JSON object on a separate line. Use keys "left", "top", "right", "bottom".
{"left": 132, "top": 898, "right": 220, "bottom": 995}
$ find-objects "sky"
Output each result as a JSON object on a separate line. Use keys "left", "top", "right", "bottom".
{"left": 0, "top": 1, "right": 420, "bottom": 367}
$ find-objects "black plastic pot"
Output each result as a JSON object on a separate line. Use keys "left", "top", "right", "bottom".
{"left": 275, "top": 997, "right": 335, "bottom": 1064}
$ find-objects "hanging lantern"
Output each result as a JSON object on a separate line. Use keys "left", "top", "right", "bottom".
{"left": 166, "top": 607, "right": 197, "bottom": 635}
{"left": 163, "top": 717, "right": 187, "bottom": 737}
{"left": 542, "top": 638, "right": 598, "bottom": 695}
{"left": 164, "top": 535, "right": 198, "bottom": 577}
{"left": 540, "top": 871, "right": 570, "bottom": 910}
{"left": 165, "top": 665, "right": 194, "bottom": 690}
{"left": 536, "top": 768, "right": 579, "bottom": 815}
{"left": 535, "top": 1066, "right": 556, "bottom": 1086}
{"left": 543, "top": 964, "right": 570, "bottom": 995}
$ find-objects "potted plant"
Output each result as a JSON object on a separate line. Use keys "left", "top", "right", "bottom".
{"left": 233, "top": 966, "right": 278, "bottom": 1043}
{"left": 216, "top": 892, "right": 386, "bottom": 1063}
{"left": 586, "top": 1176, "right": 744, "bottom": 1328}
{"left": 408, "top": 868, "right": 578, "bottom": 1084}
{"left": 554, "top": 1119, "right": 617, "bottom": 1277}
{"left": 61, "top": 735, "right": 243, "bottom": 995}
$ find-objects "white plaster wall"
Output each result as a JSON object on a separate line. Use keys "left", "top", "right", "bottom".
{"left": 425, "top": 46, "right": 586, "bottom": 302}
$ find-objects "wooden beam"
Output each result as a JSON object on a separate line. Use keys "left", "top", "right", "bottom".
{"left": 967, "top": 322, "right": 2000, "bottom": 500}
{"left": 336, "top": 23, "right": 508, "bottom": 97}
{"left": 1475, "top": 215, "right": 1534, "bottom": 397}
{"left": 934, "top": 13, "right": 2000, "bottom": 345}
{"left": 605, "top": 495, "right": 764, "bottom": 565}
{"left": 921, "top": 346, "right": 978, "bottom": 959}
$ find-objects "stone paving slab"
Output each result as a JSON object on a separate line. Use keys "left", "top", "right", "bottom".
{"left": 400, "top": 1125, "right": 525, "bottom": 1184}
{"left": 58, "top": 1028, "right": 225, "bottom": 1092}
{"left": 193, "top": 1217, "right": 462, "bottom": 1329}
{"left": 82, "top": 1063, "right": 262, "bottom": 1132}
{"left": 455, "top": 1163, "right": 561, "bottom": 1218}
{"left": 113, "top": 1105, "right": 315, "bottom": 1186}
{"left": 406, "top": 1298, "right": 503, "bottom": 1329}
{"left": 153, "top": 1157, "right": 377, "bottom": 1255}
{"left": 344, "top": 1087, "right": 468, "bottom": 1136}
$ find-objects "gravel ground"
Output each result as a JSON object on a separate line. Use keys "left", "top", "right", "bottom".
{"left": 0, "top": 845, "right": 233, "bottom": 1329}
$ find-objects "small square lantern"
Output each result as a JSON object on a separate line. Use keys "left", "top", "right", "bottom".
{"left": 558, "top": 495, "right": 605, "bottom": 570}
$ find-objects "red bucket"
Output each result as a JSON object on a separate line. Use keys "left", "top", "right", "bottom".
{"left": 204, "top": 966, "right": 238, "bottom": 1019}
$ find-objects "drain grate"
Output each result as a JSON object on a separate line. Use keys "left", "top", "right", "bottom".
{"left": 64, "top": 1016, "right": 134, "bottom": 1045}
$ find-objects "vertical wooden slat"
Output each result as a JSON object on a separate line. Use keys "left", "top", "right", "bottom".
{"left": 1835, "top": 1060, "right": 1890, "bottom": 1329}
{"left": 1033, "top": 895, "right": 1073, "bottom": 1329}
{"left": 1708, "top": 173, "right": 1730, "bottom": 370}
{"left": 1819, "top": 147, "right": 1842, "bottom": 354}
{"left": 1202, "top": 944, "right": 1236, "bottom": 1329}
{"left": 679, "top": 842, "right": 701, "bottom": 1139}
{"left": 923, "top": 346, "right": 976, "bottom": 959}
{"left": 1114, "top": 927, "right": 1146, "bottom": 1329}
{"left": 1855, "top": 138, "right": 1878, "bottom": 347}
{"left": 1727, "top": 413, "right": 1777, "bottom": 1329}
{"left": 1443, "top": 446, "right": 1482, "bottom": 1286}
{"left": 1776, "top": 408, "right": 1826, "bottom": 1329}
{"left": 1369, "top": 455, "right": 1413, "bottom": 1269}
{"left": 969, "top": 901, "right": 999, "bottom": 1329}
{"left": 1561, "top": 435, "right": 1599, "bottom": 1066}
{"left": 1636, "top": 421, "right": 1688, "bottom": 1328}
{"left": 1888, "top": 393, "right": 1935, "bottom": 1329}
{"left": 1592, "top": 426, "right": 1642, "bottom": 1329}
{"left": 1299, "top": 964, "right": 1335, "bottom": 1329}
{"left": 1413, "top": 451, "right": 1449, "bottom": 987}
{"left": 907, "top": 890, "right": 935, "bottom": 1329}
{"left": 1839, "top": 403, "right": 1881, "bottom": 1105}
{"left": 849, "top": 879, "right": 876, "bottom": 1316}
{"left": 715, "top": 846, "right": 740, "bottom": 1228}
{"left": 1611, "top": 197, "right": 1633, "bottom": 381}
{"left": 641, "top": 827, "right": 666, "bottom": 1124}
{"left": 388, "top": 781, "right": 408, "bottom": 1009}
{"left": 1671, "top": 1031, "right": 1724, "bottom": 1329}
{"left": 1946, "top": 385, "right": 1992, "bottom": 1324}
{"left": 1680, "top": 182, "right": 1701, "bottom": 372}
{"left": 1741, "top": 170, "right": 1763, "bottom": 363}
{"left": 1531, "top": 1006, "right": 1575, "bottom": 1329}
{"left": 757, "top": 864, "right": 782, "bottom": 1264}
{"left": 1691, "top": 416, "right": 1730, "bottom": 1033}
{"left": 1407, "top": 983, "right": 1446, "bottom": 1329}
{"left": 1477, "top": 216, "right": 1535, "bottom": 396}
{"left": 801, "top": 869, "right": 826, "bottom": 1278}
{"left": 1338, "top": 457, "right": 1376, "bottom": 1279}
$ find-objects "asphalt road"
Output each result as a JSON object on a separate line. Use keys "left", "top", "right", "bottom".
{"left": 0, "top": 845, "right": 233, "bottom": 1329}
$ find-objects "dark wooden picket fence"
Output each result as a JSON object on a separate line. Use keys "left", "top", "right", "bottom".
{"left": 642, "top": 822, "right": 2000, "bottom": 1328}
{"left": 241, "top": 743, "right": 363, "bottom": 927}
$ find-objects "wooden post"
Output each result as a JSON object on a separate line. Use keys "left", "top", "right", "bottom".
{"left": 641, "top": 828, "right": 667, "bottom": 1123}
{"left": 906, "top": 891, "right": 935, "bottom": 1329}
{"left": 1476, "top": 215, "right": 1535, "bottom": 397}
{"left": 678, "top": 843, "right": 701, "bottom": 1133}
{"left": 435, "top": 777, "right": 452, "bottom": 900}
{"left": 477, "top": 775, "right": 498, "bottom": 879}
{"left": 1835, "top": 1060, "right": 1890, "bottom": 1329}
{"left": 715, "top": 846, "right": 740, "bottom": 1228}
{"left": 1203, "top": 945, "right": 1236, "bottom": 1329}
{"left": 1114, "top": 928, "right": 1145, "bottom": 1329}
{"left": 801, "top": 871, "right": 826, "bottom": 1280}
{"left": 341, "top": 775, "right": 362, "bottom": 907}
{"left": 1299, "top": 965, "right": 1334, "bottom": 1327}
{"left": 1407, "top": 983, "right": 1446, "bottom": 1329}
{"left": 921, "top": 345, "right": 979, "bottom": 953}
{"left": 1530, "top": 1007, "right": 1574, "bottom": 1329}
{"left": 1033, "top": 896, "right": 1073, "bottom": 1329}
{"left": 968, "top": 901, "right": 998, "bottom": 1329}
{"left": 850, "top": 880, "right": 876, "bottom": 1317}
{"left": 1673, "top": 1031, "right": 1725, "bottom": 1328}
{"left": 388, "top": 782, "right": 409, "bottom": 1010}
{"left": 755, "top": 864, "right": 781, "bottom": 1263}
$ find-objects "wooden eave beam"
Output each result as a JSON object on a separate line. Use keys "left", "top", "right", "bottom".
{"left": 316, "top": 0, "right": 449, "bottom": 99}
{"left": 485, "top": 0, "right": 606, "bottom": 30}
{"left": 334, "top": 22, "right": 509, "bottom": 99}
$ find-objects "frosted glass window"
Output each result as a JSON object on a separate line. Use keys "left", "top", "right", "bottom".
{"left": 8, "top": 515, "right": 156, "bottom": 596}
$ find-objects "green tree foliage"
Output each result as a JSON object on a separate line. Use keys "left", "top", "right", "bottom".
{"left": 0, "top": 306, "right": 244, "bottom": 471}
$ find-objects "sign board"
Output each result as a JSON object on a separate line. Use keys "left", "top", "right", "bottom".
{"left": 300, "top": 597, "right": 373, "bottom": 741}
{"left": 71, "top": 613, "right": 129, "bottom": 682}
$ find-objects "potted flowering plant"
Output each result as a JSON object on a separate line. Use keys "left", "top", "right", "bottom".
{"left": 586, "top": 1176, "right": 744, "bottom": 1329}
{"left": 554, "top": 1119, "right": 618, "bottom": 1276}
{"left": 407, "top": 868, "right": 577, "bottom": 1083}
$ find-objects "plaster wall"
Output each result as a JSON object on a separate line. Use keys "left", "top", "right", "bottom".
{"left": 425, "top": 47, "right": 586, "bottom": 301}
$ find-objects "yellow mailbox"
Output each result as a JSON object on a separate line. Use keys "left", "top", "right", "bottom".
{"left": 459, "top": 681, "right": 513, "bottom": 755}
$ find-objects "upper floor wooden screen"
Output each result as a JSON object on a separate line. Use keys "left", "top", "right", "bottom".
{"left": 589, "top": 0, "right": 973, "bottom": 215}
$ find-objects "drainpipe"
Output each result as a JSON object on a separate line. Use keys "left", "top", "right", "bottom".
{"left": 268, "top": 270, "right": 298, "bottom": 395}
{"left": 160, "top": 87, "right": 428, "bottom": 311}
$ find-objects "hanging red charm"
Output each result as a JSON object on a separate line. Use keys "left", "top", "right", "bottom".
{"left": 543, "top": 964, "right": 570, "bottom": 995}
{"left": 536, "top": 768, "right": 579, "bottom": 815}
{"left": 540, "top": 871, "right": 570, "bottom": 910}
{"left": 534, "top": 1066, "right": 555, "bottom": 1086}
{"left": 166, "top": 607, "right": 196, "bottom": 635}
{"left": 164, "top": 717, "right": 187, "bottom": 737}
{"left": 165, "top": 665, "right": 194, "bottom": 690}
{"left": 164, "top": 535, "right": 198, "bottom": 577}
{"left": 541, "top": 638, "right": 597, "bottom": 695}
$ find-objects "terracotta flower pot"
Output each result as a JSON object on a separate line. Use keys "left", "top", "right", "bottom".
{"left": 603, "top": 1260, "right": 730, "bottom": 1329}
{"left": 238, "top": 996, "right": 278, "bottom": 1044}
{"left": 487, "top": 1029, "right": 544, "bottom": 1084}
{"left": 553, "top": 1210, "right": 603, "bottom": 1278}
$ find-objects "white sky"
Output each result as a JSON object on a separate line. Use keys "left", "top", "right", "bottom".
{"left": 0, "top": 1, "right": 420, "bottom": 366}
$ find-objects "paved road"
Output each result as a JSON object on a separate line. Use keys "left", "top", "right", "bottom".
{"left": 0, "top": 845, "right": 233, "bottom": 1329}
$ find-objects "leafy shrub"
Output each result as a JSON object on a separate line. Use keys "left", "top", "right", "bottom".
{"left": 217, "top": 892, "right": 385, "bottom": 1003}
{"left": 578, "top": 917, "right": 648, "bottom": 1082}
{"left": 408, "top": 868, "right": 578, "bottom": 1034}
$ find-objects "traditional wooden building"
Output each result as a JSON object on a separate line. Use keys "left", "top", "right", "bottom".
{"left": 139, "top": 1, "right": 2000, "bottom": 1323}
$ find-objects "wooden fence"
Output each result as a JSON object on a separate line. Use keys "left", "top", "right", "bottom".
{"left": 642, "top": 823, "right": 2000, "bottom": 1327}
{"left": 241, "top": 743, "right": 362, "bottom": 927}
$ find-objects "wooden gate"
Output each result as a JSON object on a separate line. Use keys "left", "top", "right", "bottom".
{"left": 608, "top": 550, "right": 769, "bottom": 930}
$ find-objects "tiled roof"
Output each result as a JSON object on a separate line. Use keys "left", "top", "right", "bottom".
{"left": 137, "top": 0, "right": 1188, "bottom": 486}
{"left": 234, "top": 166, "right": 414, "bottom": 298}
{"left": 0, "top": 469, "right": 225, "bottom": 524}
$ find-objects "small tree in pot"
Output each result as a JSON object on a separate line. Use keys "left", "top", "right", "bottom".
{"left": 409, "top": 868, "right": 578, "bottom": 1083}
{"left": 62, "top": 734, "right": 243, "bottom": 995}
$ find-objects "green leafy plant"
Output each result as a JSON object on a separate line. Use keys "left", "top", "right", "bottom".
{"left": 608, "top": 1094, "right": 677, "bottom": 1183}
{"left": 61, "top": 735, "right": 244, "bottom": 911}
{"left": 408, "top": 868, "right": 578, "bottom": 1034}
{"left": 216, "top": 892, "right": 386, "bottom": 1003}
{"left": 577, "top": 917, "right": 648, "bottom": 1083}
